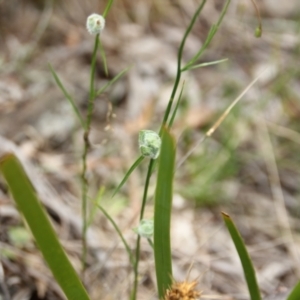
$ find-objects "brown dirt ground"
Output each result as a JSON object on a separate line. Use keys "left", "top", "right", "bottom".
{"left": 1, "top": 1, "right": 300, "bottom": 299}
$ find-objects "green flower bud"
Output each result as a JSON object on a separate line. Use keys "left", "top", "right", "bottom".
{"left": 254, "top": 26, "right": 262, "bottom": 38}
{"left": 139, "top": 130, "right": 161, "bottom": 159}
{"left": 134, "top": 219, "right": 153, "bottom": 239}
{"left": 86, "top": 13, "right": 105, "bottom": 35}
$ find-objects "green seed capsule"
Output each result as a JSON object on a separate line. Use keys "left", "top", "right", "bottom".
{"left": 254, "top": 26, "right": 262, "bottom": 38}
{"left": 139, "top": 130, "right": 161, "bottom": 159}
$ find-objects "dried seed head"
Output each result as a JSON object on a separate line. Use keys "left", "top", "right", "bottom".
{"left": 164, "top": 280, "right": 202, "bottom": 300}
{"left": 86, "top": 13, "right": 105, "bottom": 35}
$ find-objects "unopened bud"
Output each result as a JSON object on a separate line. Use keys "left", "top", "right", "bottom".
{"left": 86, "top": 13, "right": 105, "bottom": 35}
{"left": 134, "top": 219, "right": 154, "bottom": 239}
{"left": 139, "top": 130, "right": 161, "bottom": 159}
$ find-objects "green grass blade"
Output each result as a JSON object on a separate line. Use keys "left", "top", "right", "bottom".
{"left": 287, "top": 281, "right": 300, "bottom": 300}
{"left": 0, "top": 154, "right": 90, "bottom": 300}
{"left": 154, "top": 128, "right": 176, "bottom": 298}
{"left": 86, "top": 186, "right": 105, "bottom": 229}
{"left": 99, "top": 38, "right": 108, "bottom": 77}
{"left": 147, "top": 238, "right": 154, "bottom": 249}
{"left": 48, "top": 63, "right": 86, "bottom": 130}
{"left": 97, "top": 204, "right": 135, "bottom": 268}
{"left": 182, "top": 58, "right": 228, "bottom": 72}
{"left": 103, "top": 0, "right": 114, "bottom": 18}
{"left": 112, "top": 155, "right": 144, "bottom": 197}
{"left": 96, "top": 66, "right": 131, "bottom": 97}
{"left": 168, "top": 81, "right": 185, "bottom": 129}
{"left": 182, "top": 0, "right": 230, "bottom": 72}
{"left": 222, "top": 212, "right": 261, "bottom": 300}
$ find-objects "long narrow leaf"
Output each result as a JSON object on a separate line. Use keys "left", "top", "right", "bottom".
{"left": 222, "top": 212, "right": 261, "bottom": 300}
{"left": 48, "top": 63, "right": 86, "bottom": 130}
{"left": 86, "top": 186, "right": 105, "bottom": 229}
{"left": 96, "top": 66, "right": 131, "bottom": 96}
{"left": 99, "top": 38, "right": 108, "bottom": 77}
{"left": 0, "top": 154, "right": 90, "bottom": 300}
{"left": 97, "top": 204, "right": 135, "bottom": 268}
{"left": 168, "top": 81, "right": 185, "bottom": 129}
{"left": 182, "top": 0, "right": 230, "bottom": 72}
{"left": 287, "top": 281, "right": 300, "bottom": 300}
{"left": 182, "top": 58, "right": 228, "bottom": 72}
{"left": 112, "top": 155, "right": 144, "bottom": 197}
{"left": 154, "top": 128, "right": 176, "bottom": 298}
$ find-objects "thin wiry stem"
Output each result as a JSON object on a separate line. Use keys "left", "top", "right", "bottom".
{"left": 81, "top": 34, "right": 100, "bottom": 272}
{"left": 160, "top": 0, "right": 206, "bottom": 132}
{"left": 131, "top": 159, "right": 154, "bottom": 300}
{"left": 132, "top": 1, "right": 207, "bottom": 297}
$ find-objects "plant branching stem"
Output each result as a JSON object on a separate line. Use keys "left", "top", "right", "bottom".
{"left": 160, "top": 0, "right": 206, "bottom": 131}
{"left": 131, "top": 1, "right": 207, "bottom": 297}
{"left": 131, "top": 159, "right": 154, "bottom": 300}
{"left": 81, "top": 34, "right": 100, "bottom": 272}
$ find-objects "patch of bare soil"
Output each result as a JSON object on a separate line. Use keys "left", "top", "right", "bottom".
{"left": 1, "top": 1, "right": 300, "bottom": 299}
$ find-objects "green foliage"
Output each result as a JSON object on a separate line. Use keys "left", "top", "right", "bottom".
{"left": 103, "top": 0, "right": 114, "bottom": 18}
{"left": 168, "top": 82, "right": 185, "bottom": 128}
{"left": 96, "top": 66, "right": 131, "bottom": 96}
{"left": 112, "top": 155, "right": 144, "bottom": 197}
{"left": 287, "top": 281, "right": 300, "bottom": 300}
{"left": 97, "top": 204, "right": 135, "bottom": 268}
{"left": 49, "top": 63, "right": 86, "bottom": 130}
{"left": 161, "top": 0, "right": 207, "bottom": 129}
{"left": 154, "top": 128, "right": 176, "bottom": 298}
{"left": 222, "top": 212, "right": 261, "bottom": 300}
{"left": 182, "top": 0, "right": 231, "bottom": 72}
{"left": 182, "top": 58, "right": 228, "bottom": 72}
{"left": 179, "top": 129, "right": 239, "bottom": 206}
{"left": 0, "top": 154, "right": 91, "bottom": 300}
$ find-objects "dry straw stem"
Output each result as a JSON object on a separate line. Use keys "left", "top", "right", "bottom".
{"left": 266, "top": 121, "right": 300, "bottom": 145}
{"left": 206, "top": 71, "right": 266, "bottom": 137}
{"left": 177, "top": 70, "right": 267, "bottom": 168}
{"left": 254, "top": 98, "right": 300, "bottom": 276}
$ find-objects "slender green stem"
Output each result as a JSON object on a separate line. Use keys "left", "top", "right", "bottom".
{"left": 160, "top": 0, "right": 206, "bottom": 132}
{"left": 132, "top": 1, "right": 207, "bottom": 297}
{"left": 131, "top": 159, "right": 155, "bottom": 300}
{"left": 87, "top": 35, "right": 100, "bottom": 129}
{"left": 139, "top": 160, "right": 155, "bottom": 221}
{"left": 182, "top": 0, "right": 230, "bottom": 71}
{"left": 168, "top": 81, "right": 185, "bottom": 129}
{"left": 81, "top": 138, "right": 89, "bottom": 271}
{"left": 99, "top": 38, "right": 108, "bottom": 77}
{"left": 97, "top": 205, "right": 135, "bottom": 268}
{"left": 131, "top": 235, "right": 141, "bottom": 300}
{"left": 103, "top": 0, "right": 114, "bottom": 18}
{"left": 81, "top": 34, "right": 100, "bottom": 271}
